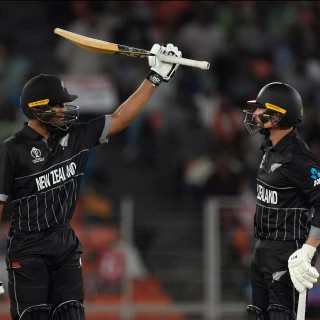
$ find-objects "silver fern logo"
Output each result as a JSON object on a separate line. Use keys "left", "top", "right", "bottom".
{"left": 272, "top": 270, "right": 287, "bottom": 282}
{"left": 270, "top": 163, "right": 282, "bottom": 172}
{"left": 59, "top": 134, "right": 69, "bottom": 149}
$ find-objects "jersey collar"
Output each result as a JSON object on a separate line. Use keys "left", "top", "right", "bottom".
{"left": 272, "top": 128, "right": 298, "bottom": 153}
{"left": 21, "top": 123, "right": 45, "bottom": 140}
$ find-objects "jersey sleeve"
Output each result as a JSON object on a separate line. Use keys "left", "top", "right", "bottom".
{"left": 0, "top": 146, "right": 14, "bottom": 201}
{"left": 288, "top": 152, "right": 320, "bottom": 231}
{"left": 288, "top": 152, "right": 320, "bottom": 201}
{"left": 76, "top": 115, "right": 112, "bottom": 149}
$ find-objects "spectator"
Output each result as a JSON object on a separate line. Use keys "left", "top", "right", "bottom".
{"left": 201, "top": 151, "right": 244, "bottom": 199}
{"left": 210, "top": 95, "right": 244, "bottom": 152}
{"left": 82, "top": 217, "right": 149, "bottom": 296}
{"left": 0, "top": 36, "right": 31, "bottom": 112}
{"left": 174, "top": 1, "right": 227, "bottom": 62}
{"left": 155, "top": 91, "right": 213, "bottom": 196}
{"left": 55, "top": 1, "right": 121, "bottom": 75}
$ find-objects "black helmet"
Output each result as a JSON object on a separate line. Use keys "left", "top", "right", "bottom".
{"left": 243, "top": 82, "right": 303, "bottom": 134}
{"left": 20, "top": 74, "right": 79, "bottom": 131}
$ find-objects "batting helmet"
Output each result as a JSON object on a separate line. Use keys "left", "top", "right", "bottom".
{"left": 20, "top": 74, "right": 79, "bottom": 131}
{"left": 243, "top": 82, "right": 303, "bottom": 134}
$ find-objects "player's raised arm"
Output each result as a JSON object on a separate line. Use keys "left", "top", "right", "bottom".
{"left": 107, "top": 43, "right": 181, "bottom": 136}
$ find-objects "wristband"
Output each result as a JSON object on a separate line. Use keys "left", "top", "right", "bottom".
{"left": 146, "top": 71, "right": 163, "bottom": 87}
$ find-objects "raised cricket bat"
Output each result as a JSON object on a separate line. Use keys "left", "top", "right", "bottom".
{"left": 54, "top": 28, "right": 210, "bottom": 70}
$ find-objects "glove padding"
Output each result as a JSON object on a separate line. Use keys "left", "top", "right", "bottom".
{"left": 0, "top": 281, "right": 4, "bottom": 294}
{"left": 148, "top": 43, "right": 182, "bottom": 82}
{"left": 288, "top": 244, "right": 319, "bottom": 292}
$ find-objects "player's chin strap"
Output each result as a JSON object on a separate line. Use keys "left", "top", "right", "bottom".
{"left": 52, "top": 300, "right": 85, "bottom": 320}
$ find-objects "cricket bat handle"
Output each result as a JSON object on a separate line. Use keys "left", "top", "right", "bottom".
{"left": 157, "top": 53, "right": 210, "bottom": 70}
{"left": 297, "top": 290, "right": 307, "bottom": 320}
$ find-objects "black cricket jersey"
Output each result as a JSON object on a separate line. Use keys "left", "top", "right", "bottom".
{"left": 0, "top": 115, "right": 111, "bottom": 232}
{"left": 255, "top": 129, "right": 320, "bottom": 241}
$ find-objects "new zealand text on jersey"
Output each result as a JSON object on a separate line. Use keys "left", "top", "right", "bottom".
{"left": 257, "top": 184, "right": 278, "bottom": 204}
{"left": 35, "top": 162, "right": 77, "bottom": 191}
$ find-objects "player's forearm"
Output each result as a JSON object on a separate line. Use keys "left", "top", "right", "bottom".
{"left": 111, "top": 80, "right": 156, "bottom": 131}
{"left": 305, "top": 236, "right": 320, "bottom": 248}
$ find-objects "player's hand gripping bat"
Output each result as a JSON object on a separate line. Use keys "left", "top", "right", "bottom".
{"left": 54, "top": 28, "right": 210, "bottom": 70}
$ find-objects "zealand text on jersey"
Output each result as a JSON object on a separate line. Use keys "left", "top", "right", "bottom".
{"left": 35, "top": 162, "right": 77, "bottom": 191}
{"left": 257, "top": 184, "right": 278, "bottom": 204}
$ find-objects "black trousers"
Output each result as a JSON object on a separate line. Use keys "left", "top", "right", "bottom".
{"left": 6, "top": 223, "right": 84, "bottom": 320}
{"left": 251, "top": 239, "right": 317, "bottom": 316}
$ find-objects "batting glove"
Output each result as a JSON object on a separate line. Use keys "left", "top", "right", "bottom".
{"left": 0, "top": 281, "right": 4, "bottom": 294}
{"left": 288, "top": 244, "right": 319, "bottom": 292}
{"left": 146, "top": 43, "right": 182, "bottom": 87}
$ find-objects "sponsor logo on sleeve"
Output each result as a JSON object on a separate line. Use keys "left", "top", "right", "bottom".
{"left": 311, "top": 168, "right": 320, "bottom": 186}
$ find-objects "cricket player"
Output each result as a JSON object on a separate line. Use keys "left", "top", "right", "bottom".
{"left": 0, "top": 43, "right": 181, "bottom": 320}
{"left": 243, "top": 82, "right": 320, "bottom": 320}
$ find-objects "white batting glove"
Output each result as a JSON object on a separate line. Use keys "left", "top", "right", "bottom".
{"left": 146, "top": 43, "right": 182, "bottom": 87}
{"left": 0, "top": 281, "right": 4, "bottom": 294}
{"left": 288, "top": 244, "right": 319, "bottom": 292}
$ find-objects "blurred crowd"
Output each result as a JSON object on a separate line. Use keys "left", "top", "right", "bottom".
{"left": 2, "top": 1, "right": 320, "bottom": 197}
{"left": 1, "top": 0, "right": 320, "bottom": 306}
